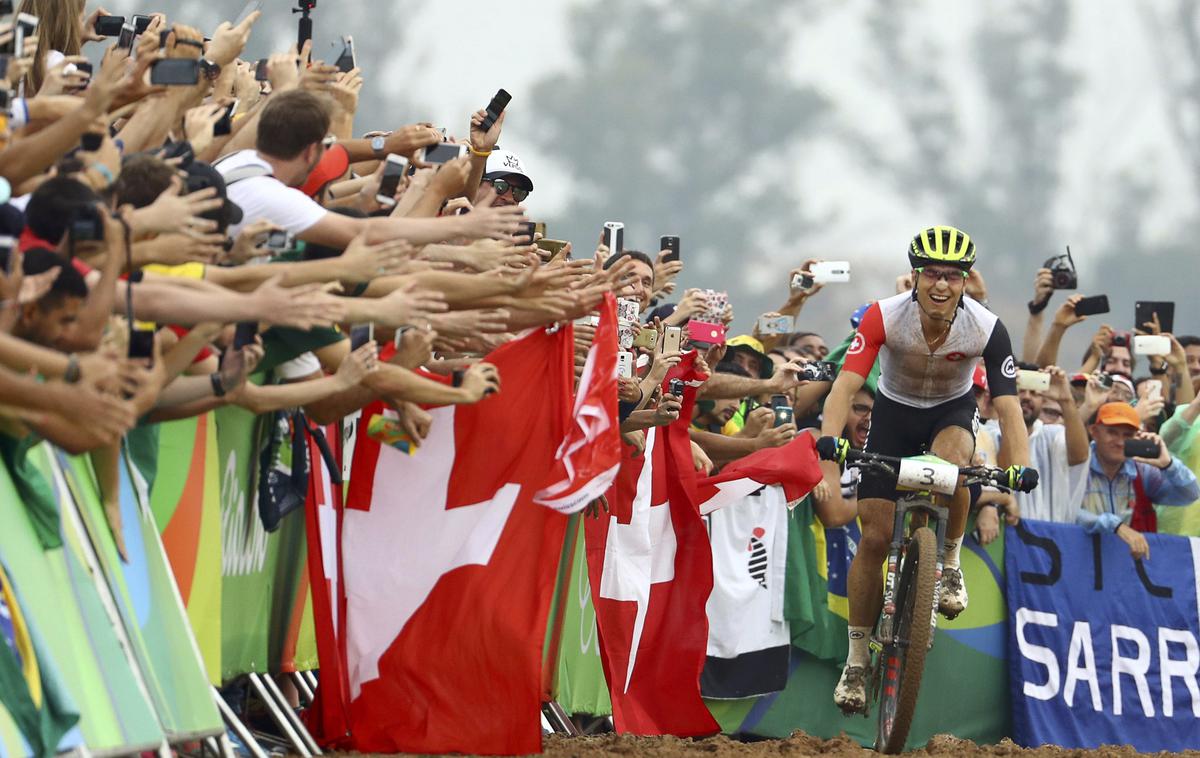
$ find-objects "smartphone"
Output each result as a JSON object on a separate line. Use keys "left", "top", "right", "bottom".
{"left": 13, "top": 13, "right": 36, "bottom": 56}
{"left": 349, "top": 323, "right": 375, "bottom": 351}
{"left": 265, "top": 230, "right": 293, "bottom": 252}
{"left": 80, "top": 132, "right": 103, "bottom": 151}
{"left": 633, "top": 327, "right": 658, "bottom": 349}
{"left": 233, "top": 321, "right": 258, "bottom": 350}
{"left": 616, "top": 297, "right": 640, "bottom": 323}
{"left": 516, "top": 221, "right": 536, "bottom": 244}
{"left": 770, "top": 395, "right": 794, "bottom": 428}
{"left": 533, "top": 222, "right": 547, "bottom": 238}
{"left": 0, "top": 0, "right": 12, "bottom": 14}
{"left": 376, "top": 154, "right": 407, "bottom": 206}
{"left": 800, "top": 361, "right": 838, "bottom": 382}
{"left": 131, "top": 14, "right": 153, "bottom": 34}
{"left": 254, "top": 58, "right": 270, "bottom": 81}
{"left": 1073, "top": 294, "right": 1110, "bottom": 317}
{"left": 536, "top": 238, "right": 568, "bottom": 260}
{"left": 151, "top": 58, "right": 199, "bottom": 86}
{"left": 94, "top": 14, "right": 126, "bottom": 37}
{"left": 128, "top": 324, "right": 156, "bottom": 362}
{"left": 1133, "top": 334, "right": 1171, "bottom": 357}
{"left": 335, "top": 35, "right": 356, "bottom": 73}
{"left": 617, "top": 351, "right": 634, "bottom": 379}
{"left": 212, "top": 100, "right": 238, "bottom": 137}
{"left": 478, "top": 88, "right": 512, "bottom": 133}
{"left": 811, "top": 260, "right": 851, "bottom": 283}
{"left": 686, "top": 320, "right": 726, "bottom": 348}
{"left": 73, "top": 60, "right": 92, "bottom": 76}
{"left": 662, "top": 326, "right": 683, "bottom": 355}
{"left": 602, "top": 221, "right": 624, "bottom": 255}
{"left": 1124, "top": 438, "right": 1160, "bottom": 459}
{"left": 118, "top": 21, "right": 136, "bottom": 50}
{"left": 1016, "top": 369, "right": 1051, "bottom": 392}
{"left": 661, "top": 235, "right": 680, "bottom": 263}
{"left": 1135, "top": 301, "right": 1175, "bottom": 335}
{"left": 1145, "top": 379, "right": 1163, "bottom": 403}
{"left": 419, "top": 142, "right": 467, "bottom": 164}
{"left": 791, "top": 272, "right": 815, "bottom": 291}
{"left": 757, "top": 315, "right": 794, "bottom": 335}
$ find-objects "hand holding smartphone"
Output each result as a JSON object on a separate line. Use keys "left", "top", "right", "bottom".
{"left": 660, "top": 236, "right": 680, "bottom": 263}
{"left": 478, "top": 89, "right": 512, "bottom": 133}
{"left": 376, "top": 154, "right": 407, "bottom": 207}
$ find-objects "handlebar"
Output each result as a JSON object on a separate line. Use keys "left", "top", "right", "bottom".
{"left": 816, "top": 437, "right": 1037, "bottom": 493}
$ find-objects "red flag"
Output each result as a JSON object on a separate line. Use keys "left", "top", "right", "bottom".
{"left": 694, "top": 435, "right": 824, "bottom": 514}
{"left": 585, "top": 356, "right": 720, "bottom": 736}
{"left": 338, "top": 327, "right": 573, "bottom": 755}
{"left": 302, "top": 422, "right": 352, "bottom": 748}
{"left": 535, "top": 294, "right": 622, "bottom": 512}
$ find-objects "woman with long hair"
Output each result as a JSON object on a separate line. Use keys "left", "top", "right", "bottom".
{"left": 16, "top": 0, "right": 99, "bottom": 94}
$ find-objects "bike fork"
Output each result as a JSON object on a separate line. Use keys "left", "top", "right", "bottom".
{"left": 929, "top": 516, "right": 948, "bottom": 637}
{"left": 878, "top": 502, "right": 908, "bottom": 644}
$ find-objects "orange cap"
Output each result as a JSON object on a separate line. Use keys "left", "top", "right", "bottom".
{"left": 300, "top": 143, "right": 350, "bottom": 198}
{"left": 1096, "top": 402, "right": 1140, "bottom": 429}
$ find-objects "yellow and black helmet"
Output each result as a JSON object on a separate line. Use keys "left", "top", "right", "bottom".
{"left": 908, "top": 226, "right": 976, "bottom": 272}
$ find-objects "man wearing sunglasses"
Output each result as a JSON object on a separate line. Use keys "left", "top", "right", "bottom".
{"left": 816, "top": 226, "right": 1038, "bottom": 715}
{"left": 478, "top": 148, "right": 533, "bottom": 207}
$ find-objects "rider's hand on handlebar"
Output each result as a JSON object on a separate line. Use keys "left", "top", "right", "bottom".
{"left": 816, "top": 435, "right": 850, "bottom": 465}
{"left": 1004, "top": 465, "right": 1039, "bottom": 493}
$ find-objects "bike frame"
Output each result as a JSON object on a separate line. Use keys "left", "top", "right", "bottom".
{"left": 876, "top": 492, "right": 948, "bottom": 649}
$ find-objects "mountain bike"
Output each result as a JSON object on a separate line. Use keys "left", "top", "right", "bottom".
{"left": 817, "top": 445, "right": 1018, "bottom": 754}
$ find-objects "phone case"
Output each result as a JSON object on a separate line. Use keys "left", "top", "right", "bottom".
{"left": 366, "top": 414, "right": 418, "bottom": 455}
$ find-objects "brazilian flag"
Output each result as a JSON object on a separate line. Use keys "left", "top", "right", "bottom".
{"left": 0, "top": 561, "right": 79, "bottom": 757}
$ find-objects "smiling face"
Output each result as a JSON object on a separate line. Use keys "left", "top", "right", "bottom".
{"left": 844, "top": 389, "right": 874, "bottom": 449}
{"left": 913, "top": 265, "right": 966, "bottom": 321}
{"left": 1018, "top": 388, "right": 1044, "bottom": 428}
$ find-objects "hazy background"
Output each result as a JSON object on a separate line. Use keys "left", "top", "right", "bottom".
{"left": 102, "top": 0, "right": 1200, "bottom": 364}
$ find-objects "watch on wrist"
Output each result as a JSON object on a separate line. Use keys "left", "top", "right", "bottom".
{"left": 371, "top": 135, "right": 387, "bottom": 158}
{"left": 64, "top": 354, "right": 81, "bottom": 384}
{"left": 199, "top": 59, "right": 221, "bottom": 81}
{"left": 210, "top": 372, "right": 227, "bottom": 398}
{"left": 1150, "top": 365, "right": 1168, "bottom": 376}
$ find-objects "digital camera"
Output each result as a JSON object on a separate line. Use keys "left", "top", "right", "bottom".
{"left": 1043, "top": 245, "right": 1077, "bottom": 290}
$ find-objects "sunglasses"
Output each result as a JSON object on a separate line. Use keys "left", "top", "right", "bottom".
{"left": 487, "top": 178, "right": 529, "bottom": 202}
{"left": 916, "top": 267, "right": 968, "bottom": 283}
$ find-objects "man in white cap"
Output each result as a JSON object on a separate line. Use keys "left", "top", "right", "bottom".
{"left": 476, "top": 148, "right": 533, "bottom": 208}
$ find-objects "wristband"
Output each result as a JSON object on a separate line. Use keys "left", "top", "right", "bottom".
{"left": 1027, "top": 298, "right": 1050, "bottom": 316}
{"left": 175, "top": 38, "right": 205, "bottom": 50}
{"left": 64, "top": 354, "right": 81, "bottom": 384}
{"left": 1150, "top": 365, "right": 1168, "bottom": 376}
{"left": 469, "top": 145, "right": 492, "bottom": 158}
{"left": 89, "top": 162, "right": 114, "bottom": 186}
{"left": 210, "top": 372, "right": 227, "bottom": 397}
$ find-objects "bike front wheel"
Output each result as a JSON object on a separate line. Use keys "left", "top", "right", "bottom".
{"left": 875, "top": 525, "right": 937, "bottom": 754}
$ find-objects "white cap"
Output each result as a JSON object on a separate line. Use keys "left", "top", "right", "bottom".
{"left": 484, "top": 149, "right": 533, "bottom": 192}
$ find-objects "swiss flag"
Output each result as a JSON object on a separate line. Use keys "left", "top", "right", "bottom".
{"left": 338, "top": 327, "right": 575, "bottom": 755}
{"left": 535, "top": 293, "right": 622, "bottom": 512}
{"left": 694, "top": 435, "right": 824, "bottom": 514}
{"left": 585, "top": 355, "right": 720, "bottom": 736}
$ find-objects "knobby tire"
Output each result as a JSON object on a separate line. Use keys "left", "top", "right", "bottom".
{"left": 875, "top": 525, "right": 937, "bottom": 754}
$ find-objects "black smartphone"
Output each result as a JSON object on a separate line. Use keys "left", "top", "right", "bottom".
{"left": 335, "top": 35, "right": 355, "bottom": 73}
{"left": 478, "top": 88, "right": 511, "bottom": 133}
{"left": 233, "top": 322, "right": 258, "bottom": 350}
{"left": 0, "top": 0, "right": 13, "bottom": 15}
{"left": 213, "top": 101, "right": 237, "bottom": 137}
{"left": 349, "top": 323, "right": 374, "bottom": 350}
{"left": 132, "top": 14, "right": 153, "bottom": 34}
{"left": 770, "top": 394, "right": 794, "bottom": 428}
{"left": 265, "top": 230, "right": 293, "bottom": 252}
{"left": 94, "top": 14, "right": 126, "bottom": 37}
{"left": 128, "top": 326, "right": 156, "bottom": 362}
{"left": 80, "top": 132, "right": 103, "bottom": 151}
{"left": 160, "top": 139, "right": 194, "bottom": 168}
{"left": 1124, "top": 438, "right": 1160, "bottom": 459}
{"left": 801, "top": 360, "right": 838, "bottom": 382}
{"left": 74, "top": 61, "right": 93, "bottom": 76}
{"left": 1073, "top": 294, "right": 1110, "bottom": 317}
{"left": 1135, "top": 301, "right": 1175, "bottom": 335}
{"left": 516, "top": 221, "right": 536, "bottom": 244}
{"left": 420, "top": 143, "right": 467, "bottom": 164}
{"left": 150, "top": 58, "right": 200, "bottom": 86}
{"left": 660, "top": 235, "right": 680, "bottom": 263}
{"left": 376, "top": 154, "right": 406, "bottom": 206}
{"left": 254, "top": 58, "right": 269, "bottom": 81}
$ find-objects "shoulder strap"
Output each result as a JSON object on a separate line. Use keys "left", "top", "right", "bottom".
{"left": 214, "top": 153, "right": 274, "bottom": 186}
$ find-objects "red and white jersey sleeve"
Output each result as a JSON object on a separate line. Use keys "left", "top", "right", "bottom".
{"left": 842, "top": 302, "right": 885, "bottom": 378}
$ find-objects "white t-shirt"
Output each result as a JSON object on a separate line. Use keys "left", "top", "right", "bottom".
{"left": 986, "top": 420, "right": 1086, "bottom": 524}
{"left": 216, "top": 150, "right": 327, "bottom": 239}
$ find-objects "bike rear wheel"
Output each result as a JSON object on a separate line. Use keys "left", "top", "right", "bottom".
{"left": 875, "top": 525, "right": 937, "bottom": 754}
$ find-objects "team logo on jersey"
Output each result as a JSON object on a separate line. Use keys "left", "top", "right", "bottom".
{"left": 1002, "top": 355, "right": 1017, "bottom": 378}
{"left": 847, "top": 334, "right": 865, "bottom": 355}
{"left": 945, "top": 351, "right": 967, "bottom": 362}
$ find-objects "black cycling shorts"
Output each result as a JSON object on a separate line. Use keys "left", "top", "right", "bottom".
{"left": 857, "top": 389, "right": 979, "bottom": 501}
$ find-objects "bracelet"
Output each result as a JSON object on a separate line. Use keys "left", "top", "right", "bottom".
{"left": 64, "top": 354, "right": 81, "bottom": 384}
{"left": 175, "top": 38, "right": 205, "bottom": 50}
{"left": 88, "top": 162, "right": 114, "bottom": 186}
{"left": 1150, "top": 365, "right": 1168, "bottom": 376}
{"left": 469, "top": 145, "right": 492, "bottom": 158}
{"left": 1027, "top": 298, "right": 1050, "bottom": 315}
{"left": 210, "top": 372, "right": 227, "bottom": 398}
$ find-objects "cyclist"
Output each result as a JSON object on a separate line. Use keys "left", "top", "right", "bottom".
{"left": 817, "top": 226, "right": 1038, "bottom": 713}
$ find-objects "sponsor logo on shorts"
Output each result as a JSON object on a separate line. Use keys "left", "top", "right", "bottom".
{"left": 1002, "top": 355, "right": 1017, "bottom": 378}
{"left": 945, "top": 351, "right": 967, "bottom": 362}
{"left": 848, "top": 334, "right": 865, "bottom": 355}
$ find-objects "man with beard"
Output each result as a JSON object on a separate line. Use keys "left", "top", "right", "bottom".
{"left": 1010, "top": 363, "right": 1089, "bottom": 524}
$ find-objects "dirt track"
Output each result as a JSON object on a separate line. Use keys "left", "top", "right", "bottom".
{"left": 538, "top": 732, "right": 1199, "bottom": 757}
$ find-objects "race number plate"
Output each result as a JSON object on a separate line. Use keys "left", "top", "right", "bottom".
{"left": 896, "top": 457, "right": 958, "bottom": 495}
